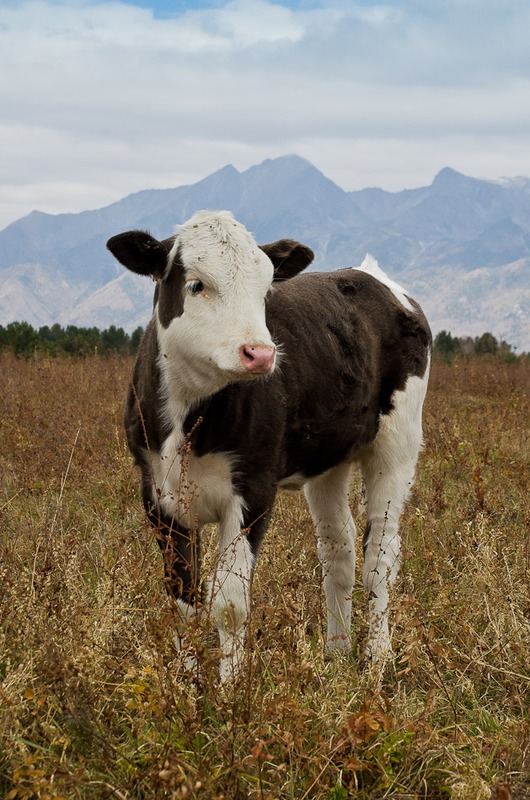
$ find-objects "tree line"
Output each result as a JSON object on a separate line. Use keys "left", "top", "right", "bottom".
{"left": 0, "top": 320, "right": 525, "bottom": 361}
{"left": 433, "top": 330, "right": 523, "bottom": 362}
{"left": 0, "top": 321, "right": 144, "bottom": 357}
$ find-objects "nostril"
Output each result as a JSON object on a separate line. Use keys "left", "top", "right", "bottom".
{"left": 242, "top": 346, "right": 255, "bottom": 363}
{"left": 239, "top": 345, "right": 276, "bottom": 373}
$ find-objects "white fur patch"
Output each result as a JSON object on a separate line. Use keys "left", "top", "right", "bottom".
{"left": 149, "top": 429, "right": 240, "bottom": 529}
{"left": 355, "top": 253, "right": 415, "bottom": 313}
{"left": 278, "top": 471, "right": 306, "bottom": 491}
{"left": 158, "top": 211, "right": 276, "bottom": 403}
{"left": 172, "top": 211, "right": 273, "bottom": 289}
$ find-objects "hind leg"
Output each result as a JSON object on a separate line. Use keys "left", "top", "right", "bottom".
{"left": 360, "top": 368, "right": 429, "bottom": 662}
{"left": 304, "top": 462, "right": 357, "bottom": 651}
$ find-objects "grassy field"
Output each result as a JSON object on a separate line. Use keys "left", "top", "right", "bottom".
{"left": 1, "top": 353, "right": 529, "bottom": 799}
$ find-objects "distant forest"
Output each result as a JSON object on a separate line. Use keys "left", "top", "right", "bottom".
{"left": 0, "top": 321, "right": 144, "bottom": 357}
{"left": 0, "top": 321, "right": 525, "bottom": 361}
{"left": 432, "top": 330, "right": 523, "bottom": 362}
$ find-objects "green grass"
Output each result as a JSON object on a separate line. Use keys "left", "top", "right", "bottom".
{"left": 1, "top": 354, "right": 529, "bottom": 799}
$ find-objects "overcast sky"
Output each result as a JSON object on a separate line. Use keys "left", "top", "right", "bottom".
{"left": 1, "top": 0, "right": 529, "bottom": 230}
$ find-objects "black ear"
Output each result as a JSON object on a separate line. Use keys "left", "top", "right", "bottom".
{"left": 259, "top": 239, "right": 314, "bottom": 282}
{"left": 106, "top": 231, "right": 175, "bottom": 278}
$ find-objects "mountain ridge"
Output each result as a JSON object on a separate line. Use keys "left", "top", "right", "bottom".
{"left": 1, "top": 155, "right": 529, "bottom": 350}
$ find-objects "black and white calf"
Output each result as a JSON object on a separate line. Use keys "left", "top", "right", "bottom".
{"left": 107, "top": 210, "right": 431, "bottom": 680}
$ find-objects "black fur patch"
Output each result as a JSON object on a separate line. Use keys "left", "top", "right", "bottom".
{"left": 157, "top": 248, "right": 186, "bottom": 328}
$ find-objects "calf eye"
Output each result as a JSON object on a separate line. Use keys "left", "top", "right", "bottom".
{"left": 186, "top": 280, "right": 204, "bottom": 296}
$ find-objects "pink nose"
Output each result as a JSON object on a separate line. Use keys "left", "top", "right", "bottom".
{"left": 239, "top": 344, "right": 276, "bottom": 374}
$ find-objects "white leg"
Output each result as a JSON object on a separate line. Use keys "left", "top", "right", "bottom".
{"left": 304, "top": 463, "right": 356, "bottom": 651}
{"left": 209, "top": 497, "right": 253, "bottom": 682}
{"left": 172, "top": 598, "right": 200, "bottom": 672}
{"left": 360, "top": 366, "right": 429, "bottom": 662}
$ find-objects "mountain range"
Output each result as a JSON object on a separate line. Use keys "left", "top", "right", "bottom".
{"left": 1, "top": 155, "right": 529, "bottom": 351}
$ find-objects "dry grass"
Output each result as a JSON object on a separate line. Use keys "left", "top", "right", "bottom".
{"left": 1, "top": 353, "right": 529, "bottom": 799}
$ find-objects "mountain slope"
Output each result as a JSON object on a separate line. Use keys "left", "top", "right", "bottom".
{"left": 1, "top": 155, "right": 529, "bottom": 350}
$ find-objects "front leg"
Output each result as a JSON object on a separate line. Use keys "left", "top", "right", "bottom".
{"left": 144, "top": 495, "right": 202, "bottom": 654}
{"left": 209, "top": 496, "right": 255, "bottom": 681}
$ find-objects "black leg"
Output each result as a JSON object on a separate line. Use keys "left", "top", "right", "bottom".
{"left": 144, "top": 497, "right": 201, "bottom": 605}
{"left": 243, "top": 507, "right": 272, "bottom": 561}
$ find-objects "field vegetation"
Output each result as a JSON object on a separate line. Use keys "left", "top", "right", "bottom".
{"left": 1, "top": 352, "right": 529, "bottom": 799}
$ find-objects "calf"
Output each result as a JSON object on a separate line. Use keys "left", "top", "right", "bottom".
{"left": 107, "top": 210, "right": 431, "bottom": 680}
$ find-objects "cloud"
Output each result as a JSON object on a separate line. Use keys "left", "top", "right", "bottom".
{"left": 1, "top": 0, "right": 530, "bottom": 229}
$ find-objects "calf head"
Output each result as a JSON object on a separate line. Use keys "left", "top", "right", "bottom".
{"left": 107, "top": 210, "right": 313, "bottom": 398}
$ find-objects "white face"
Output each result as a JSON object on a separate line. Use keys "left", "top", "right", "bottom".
{"left": 156, "top": 211, "right": 276, "bottom": 400}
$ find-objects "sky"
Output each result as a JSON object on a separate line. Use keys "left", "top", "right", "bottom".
{"left": 1, "top": 0, "right": 530, "bottom": 230}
